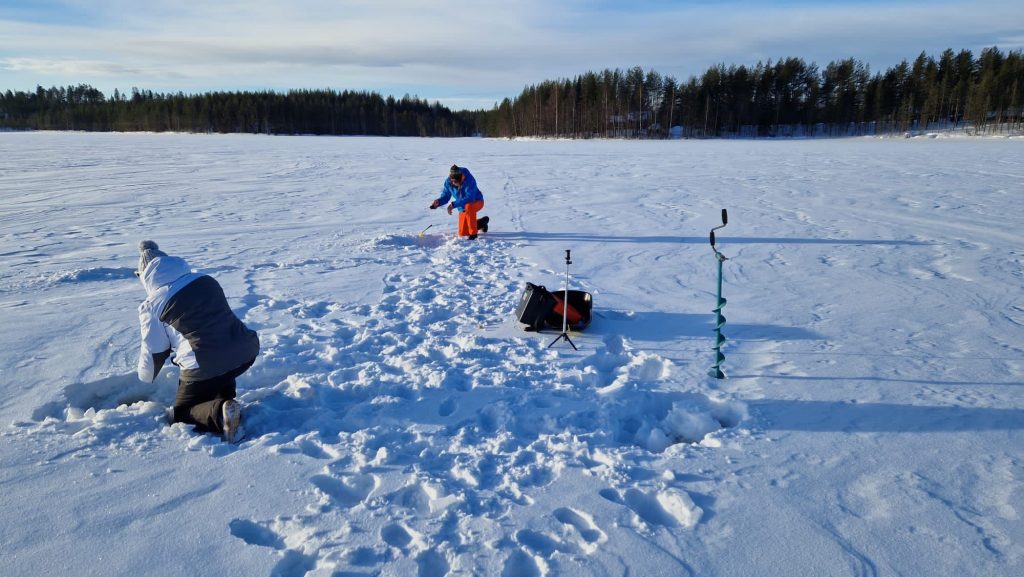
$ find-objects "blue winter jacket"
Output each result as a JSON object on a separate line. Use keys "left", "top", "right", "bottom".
{"left": 436, "top": 167, "right": 484, "bottom": 212}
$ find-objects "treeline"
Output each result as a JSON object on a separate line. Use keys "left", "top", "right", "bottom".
{"left": 474, "top": 47, "right": 1024, "bottom": 138}
{"left": 2, "top": 47, "right": 1021, "bottom": 139}
{"left": 0, "top": 86, "right": 475, "bottom": 136}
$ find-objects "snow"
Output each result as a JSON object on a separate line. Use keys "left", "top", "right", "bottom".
{"left": 1, "top": 131, "right": 1023, "bottom": 576}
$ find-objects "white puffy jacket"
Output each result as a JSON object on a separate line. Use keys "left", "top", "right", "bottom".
{"left": 137, "top": 255, "right": 259, "bottom": 383}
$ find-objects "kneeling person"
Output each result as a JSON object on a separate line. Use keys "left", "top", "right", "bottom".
{"left": 430, "top": 164, "right": 489, "bottom": 239}
{"left": 135, "top": 241, "right": 259, "bottom": 443}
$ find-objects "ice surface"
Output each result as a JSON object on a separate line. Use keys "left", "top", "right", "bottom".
{"left": 1, "top": 132, "right": 1022, "bottom": 576}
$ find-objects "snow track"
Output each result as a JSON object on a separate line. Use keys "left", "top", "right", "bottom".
{"left": 15, "top": 226, "right": 737, "bottom": 576}
{"left": 221, "top": 232, "right": 739, "bottom": 576}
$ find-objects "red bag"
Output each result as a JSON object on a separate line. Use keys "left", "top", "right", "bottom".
{"left": 551, "top": 293, "right": 582, "bottom": 324}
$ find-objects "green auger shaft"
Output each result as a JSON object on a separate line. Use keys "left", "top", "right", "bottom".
{"left": 709, "top": 255, "right": 727, "bottom": 379}
{"left": 708, "top": 207, "right": 730, "bottom": 379}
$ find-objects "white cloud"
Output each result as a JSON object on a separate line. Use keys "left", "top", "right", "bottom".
{"left": 1, "top": 57, "right": 148, "bottom": 77}
{"left": 1, "top": 0, "right": 1021, "bottom": 109}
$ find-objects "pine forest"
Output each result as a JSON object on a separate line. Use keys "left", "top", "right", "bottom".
{"left": 2, "top": 48, "right": 1021, "bottom": 138}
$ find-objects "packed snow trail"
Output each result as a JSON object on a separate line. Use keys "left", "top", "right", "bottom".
{"left": 226, "top": 231, "right": 740, "bottom": 575}
{"left": 15, "top": 227, "right": 740, "bottom": 576}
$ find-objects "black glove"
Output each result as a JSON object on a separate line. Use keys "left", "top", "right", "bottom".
{"left": 430, "top": 199, "right": 441, "bottom": 209}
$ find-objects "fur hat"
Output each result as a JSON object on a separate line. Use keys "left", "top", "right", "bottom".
{"left": 137, "top": 240, "right": 167, "bottom": 276}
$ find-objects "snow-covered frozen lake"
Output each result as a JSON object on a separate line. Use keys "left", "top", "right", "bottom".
{"left": 1, "top": 131, "right": 1022, "bottom": 576}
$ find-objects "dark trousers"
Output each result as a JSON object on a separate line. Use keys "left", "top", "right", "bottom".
{"left": 172, "top": 360, "right": 254, "bottom": 432}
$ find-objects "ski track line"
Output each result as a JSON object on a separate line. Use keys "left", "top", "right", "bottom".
{"left": 819, "top": 520, "right": 880, "bottom": 577}
{"left": 499, "top": 169, "right": 526, "bottom": 234}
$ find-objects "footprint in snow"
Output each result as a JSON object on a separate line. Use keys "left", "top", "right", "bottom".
{"left": 416, "top": 549, "right": 450, "bottom": 577}
{"left": 413, "top": 287, "right": 438, "bottom": 302}
{"left": 621, "top": 488, "right": 703, "bottom": 529}
{"left": 553, "top": 507, "right": 607, "bottom": 551}
{"left": 502, "top": 549, "right": 546, "bottom": 577}
{"left": 295, "top": 437, "right": 342, "bottom": 460}
{"left": 229, "top": 518, "right": 320, "bottom": 577}
{"left": 310, "top": 473, "right": 378, "bottom": 508}
{"left": 270, "top": 550, "right": 317, "bottom": 577}
{"left": 229, "top": 518, "right": 285, "bottom": 549}
{"left": 389, "top": 483, "right": 432, "bottom": 515}
{"left": 290, "top": 300, "right": 333, "bottom": 319}
{"left": 387, "top": 481, "right": 458, "bottom": 517}
{"left": 381, "top": 522, "right": 421, "bottom": 552}
{"left": 438, "top": 397, "right": 458, "bottom": 417}
{"left": 345, "top": 546, "right": 393, "bottom": 566}
{"left": 516, "top": 529, "right": 567, "bottom": 557}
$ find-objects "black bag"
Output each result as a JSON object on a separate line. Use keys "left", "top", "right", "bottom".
{"left": 515, "top": 282, "right": 557, "bottom": 331}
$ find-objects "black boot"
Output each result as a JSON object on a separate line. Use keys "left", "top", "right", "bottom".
{"left": 478, "top": 216, "right": 489, "bottom": 233}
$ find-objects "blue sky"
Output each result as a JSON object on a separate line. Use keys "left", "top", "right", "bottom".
{"left": 2, "top": 1, "right": 1021, "bottom": 110}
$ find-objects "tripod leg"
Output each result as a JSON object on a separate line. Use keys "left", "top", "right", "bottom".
{"left": 564, "top": 334, "right": 578, "bottom": 351}
{"left": 548, "top": 332, "right": 578, "bottom": 351}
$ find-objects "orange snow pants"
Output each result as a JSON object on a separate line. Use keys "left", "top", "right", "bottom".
{"left": 458, "top": 200, "right": 485, "bottom": 237}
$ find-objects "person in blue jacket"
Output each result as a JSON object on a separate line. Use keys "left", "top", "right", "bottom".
{"left": 430, "top": 164, "right": 489, "bottom": 239}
